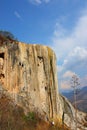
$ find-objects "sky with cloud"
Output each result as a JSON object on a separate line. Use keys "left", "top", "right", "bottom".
{"left": 28, "top": 0, "right": 50, "bottom": 5}
{"left": 0, "top": 0, "right": 87, "bottom": 92}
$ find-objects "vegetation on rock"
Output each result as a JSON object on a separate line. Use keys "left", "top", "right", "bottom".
{"left": 0, "top": 30, "right": 17, "bottom": 45}
{"left": 0, "top": 94, "right": 70, "bottom": 130}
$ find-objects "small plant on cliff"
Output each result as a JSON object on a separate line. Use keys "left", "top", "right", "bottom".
{"left": 23, "top": 112, "right": 36, "bottom": 121}
{"left": 0, "top": 30, "right": 17, "bottom": 41}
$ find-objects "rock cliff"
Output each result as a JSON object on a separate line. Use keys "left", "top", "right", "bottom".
{"left": 0, "top": 40, "right": 87, "bottom": 130}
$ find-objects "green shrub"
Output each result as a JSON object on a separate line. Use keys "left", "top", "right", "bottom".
{"left": 23, "top": 112, "right": 36, "bottom": 121}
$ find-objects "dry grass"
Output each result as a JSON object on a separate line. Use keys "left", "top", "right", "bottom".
{"left": 0, "top": 94, "right": 70, "bottom": 130}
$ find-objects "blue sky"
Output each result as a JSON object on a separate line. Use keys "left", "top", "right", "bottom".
{"left": 0, "top": 0, "right": 87, "bottom": 92}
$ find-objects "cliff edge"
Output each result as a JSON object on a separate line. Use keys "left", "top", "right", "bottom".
{"left": 0, "top": 40, "right": 87, "bottom": 130}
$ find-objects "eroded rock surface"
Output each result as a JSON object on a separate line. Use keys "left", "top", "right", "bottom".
{"left": 0, "top": 41, "right": 87, "bottom": 130}
{"left": 0, "top": 41, "right": 59, "bottom": 121}
{"left": 59, "top": 95, "right": 87, "bottom": 130}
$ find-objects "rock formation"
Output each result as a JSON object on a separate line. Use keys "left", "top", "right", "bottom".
{"left": 0, "top": 40, "right": 87, "bottom": 130}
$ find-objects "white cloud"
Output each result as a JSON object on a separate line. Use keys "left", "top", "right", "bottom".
{"left": 14, "top": 11, "right": 22, "bottom": 20}
{"left": 59, "top": 47, "right": 87, "bottom": 91}
{"left": 63, "top": 47, "right": 87, "bottom": 73}
{"left": 80, "top": 75, "right": 87, "bottom": 87}
{"left": 51, "top": 11, "right": 87, "bottom": 61}
{"left": 28, "top": 0, "right": 50, "bottom": 4}
{"left": 51, "top": 9, "right": 87, "bottom": 91}
{"left": 60, "top": 74, "right": 87, "bottom": 91}
{"left": 34, "top": 0, "right": 41, "bottom": 4}
{"left": 60, "top": 80, "right": 71, "bottom": 90}
{"left": 44, "top": 0, "right": 50, "bottom": 3}
{"left": 63, "top": 71, "right": 75, "bottom": 78}
{"left": 73, "top": 15, "right": 87, "bottom": 45}
{"left": 70, "top": 47, "right": 87, "bottom": 59}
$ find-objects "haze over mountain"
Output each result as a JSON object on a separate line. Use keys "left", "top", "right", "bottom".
{"left": 62, "top": 86, "right": 87, "bottom": 113}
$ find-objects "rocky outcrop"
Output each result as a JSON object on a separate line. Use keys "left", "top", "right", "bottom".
{"left": 59, "top": 95, "right": 87, "bottom": 130}
{"left": 0, "top": 41, "right": 87, "bottom": 130}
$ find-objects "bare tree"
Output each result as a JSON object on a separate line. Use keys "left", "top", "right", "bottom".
{"left": 71, "top": 74, "right": 80, "bottom": 130}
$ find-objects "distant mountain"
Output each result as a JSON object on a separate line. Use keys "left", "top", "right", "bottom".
{"left": 62, "top": 86, "right": 87, "bottom": 113}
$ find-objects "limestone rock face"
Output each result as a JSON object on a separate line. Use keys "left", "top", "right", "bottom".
{"left": 0, "top": 41, "right": 87, "bottom": 130}
{"left": 0, "top": 41, "right": 59, "bottom": 121}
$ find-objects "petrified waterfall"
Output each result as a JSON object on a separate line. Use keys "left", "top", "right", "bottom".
{"left": 0, "top": 42, "right": 59, "bottom": 120}
{"left": 0, "top": 41, "right": 87, "bottom": 130}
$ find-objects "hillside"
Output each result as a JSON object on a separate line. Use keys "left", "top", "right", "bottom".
{"left": 62, "top": 86, "right": 87, "bottom": 113}
{"left": 0, "top": 94, "right": 69, "bottom": 130}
